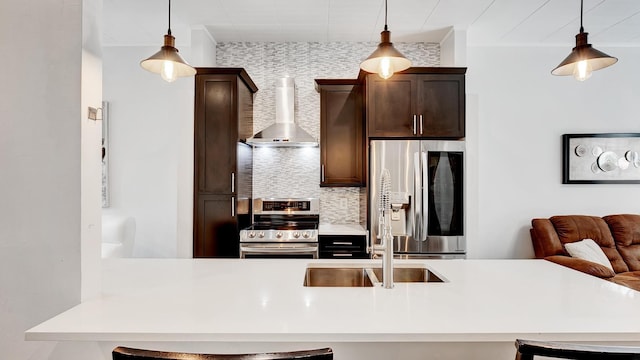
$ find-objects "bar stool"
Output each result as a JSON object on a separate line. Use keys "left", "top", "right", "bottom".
{"left": 112, "top": 346, "right": 333, "bottom": 360}
{"left": 515, "top": 339, "right": 640, "bottom": 360}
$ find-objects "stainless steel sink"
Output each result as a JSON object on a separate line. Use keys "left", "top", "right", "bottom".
{"left": 303, "top": 265, "right": 445, "bottom": 287}
{"left": 371, "top": 267, "right": 444, "bottom": 283}
{"left": 303, "top": 267, "right": 374, "bottom": 287}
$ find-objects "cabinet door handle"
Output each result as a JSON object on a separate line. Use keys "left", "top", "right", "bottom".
{"left": 419, "top": 114, "right": 423, "bottom": 135}
{"left": 321, "top": 164, "right": 325, "bottom": 183}
{"left": 413, "top": 115, "right": 417, "bottom": 135}
{"left": 231, "top": 197, "right": 235, "bottom": 217}
{"left": 231, "top": 172, "right": 235, "bottom": 193}
{"left": 333, "top": 253, "right": 353, "bottom": 257}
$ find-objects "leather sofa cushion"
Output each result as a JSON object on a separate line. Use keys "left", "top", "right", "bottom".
{"left": 609, "top": 271, "right": 640, "bottom": 292}
{"left": 549, "top": 215, "right": 628, "bottom": 273}
{"left": 545, "top": 255, "right": 615, "bottom": 278}
{"left": 604, "top": 214, "right": 640, "bottom": 271}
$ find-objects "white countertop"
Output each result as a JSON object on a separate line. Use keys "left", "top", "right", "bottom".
{"left": 318, "top": 224, "right": 367, "bottom": 236}
{"left": 25, "top": 259, "right": 640, "bottom": 343}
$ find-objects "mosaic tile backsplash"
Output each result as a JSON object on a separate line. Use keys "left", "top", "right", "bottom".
{"left": 216, "top": 42, "right": 440, "bottom": 224}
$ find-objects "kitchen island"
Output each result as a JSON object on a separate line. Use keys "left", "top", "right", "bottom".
{"left": 26, "top": 259, "right": 640, "bottom": 360}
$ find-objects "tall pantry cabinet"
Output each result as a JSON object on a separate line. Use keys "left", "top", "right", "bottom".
{"left": 193, "top": 68, "right": 258, "bottom": 258}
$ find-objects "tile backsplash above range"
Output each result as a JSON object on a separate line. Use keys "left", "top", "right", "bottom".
{"left": 253, "top": 147, "right": 364, "bottom": 224}
{"left": 216, "top": 42, "right": 440, "bottom": 224}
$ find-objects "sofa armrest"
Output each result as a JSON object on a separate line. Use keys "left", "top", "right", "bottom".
{"left": 544, "top": 255, "right": 615, "bottom": 278}
{"left": 531, "top": 219, "right": 564, "bottom": 258}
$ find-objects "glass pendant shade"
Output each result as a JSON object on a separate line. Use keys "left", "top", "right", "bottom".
{"left": 141, "top": 34, "right": 196, "bottom": 82}
{"left": 360, "top": 30, "right": 412, "bottom": 79}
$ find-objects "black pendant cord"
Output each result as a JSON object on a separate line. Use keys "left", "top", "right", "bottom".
{"left": 384, "top": 0, "right": 388, "bottom": 32}
{"left": 167, "top": 0, "right": 172, "bottom": 36}
{"left": 579, "top": 0, "right": 584, "bottom": 33}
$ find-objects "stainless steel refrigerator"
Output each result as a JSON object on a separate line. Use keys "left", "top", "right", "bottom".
{"left": 369, "top": 140, "right": 465, "bottom": 258}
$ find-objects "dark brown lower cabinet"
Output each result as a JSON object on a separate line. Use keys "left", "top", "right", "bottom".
{"left": 319, "top": 235, "right": 370, "bottom": 259}
{"left": 194, "top": 195, "right": 238, "bottom": 258}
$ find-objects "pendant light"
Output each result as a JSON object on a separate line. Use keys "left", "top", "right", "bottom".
{"left": 140, "top": 0, "right": 196, "bottom": 82}
{"left": 360, "top": 0, "right": 412, "bottom": 79}
{"left": 551, "top": 0, "right": 617, "bottom": 81}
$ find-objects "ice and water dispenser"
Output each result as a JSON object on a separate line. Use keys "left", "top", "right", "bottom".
{"left": 389, "top": 192, "right": 411, "bottom": 236}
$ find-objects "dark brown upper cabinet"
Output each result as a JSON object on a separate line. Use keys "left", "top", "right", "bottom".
{"left": 194, "top": 68, "right": 257, "bottom": 258}
{"left": 365, "top": 67, "right": 466, "bottom": 139}
{"left": 315, "top": 79, "right": 365, "bottom": 187}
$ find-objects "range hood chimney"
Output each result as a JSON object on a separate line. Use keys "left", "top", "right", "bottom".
{"left": 247, "top": 77, "right": 318, "bottom": 147}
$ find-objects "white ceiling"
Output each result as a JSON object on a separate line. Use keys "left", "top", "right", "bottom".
{"left": 103, "top": 0, "right": 640, "bottom": 47}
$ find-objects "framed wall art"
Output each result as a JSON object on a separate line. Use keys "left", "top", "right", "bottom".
{"left": 562, "top": 133, "right": 640, "bottom": 184}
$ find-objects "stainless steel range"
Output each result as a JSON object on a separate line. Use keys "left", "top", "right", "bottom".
{"left": 239, "top": 198, "right": 320, "bottom": 258}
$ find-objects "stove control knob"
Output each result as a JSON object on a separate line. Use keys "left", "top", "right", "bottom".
{"left": 302, "top": 231, "right": 310, "bottom": 239}
{"left": 258, "top": 231, "right": 265, "bottom": 238}
{"left": 248, "top": 231, "right": 256, "bottom": 238}
{"left": 293, "top": 231, "right": 301, "bottom": 238}
{"left": 276, "top": 231, "right": 283, "bottom": 239}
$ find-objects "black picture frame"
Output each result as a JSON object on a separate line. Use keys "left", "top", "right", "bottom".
{"left": 562, "top": 133, "right": 640, "bottom": 184}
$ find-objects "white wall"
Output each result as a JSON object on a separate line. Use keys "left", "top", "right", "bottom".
{"left": 440, "top": 28, "right": 467, "bottom": 67}
{"left": 102, "top": 46, "right": 193, "bottom": 258}
{"left": 81, "top": 0, "right": 103, "bottom": 301}
{"left": 190, "top": 26, "right": 217, "bottom": 67}
{"left": 102, "top": 28, "right": 216, "bottom": 259}
{"left": 0, "top": 0, "right": 85, "bottom": 359}
{"left": 466, "top": 45, "right": 640, "bottom": 259}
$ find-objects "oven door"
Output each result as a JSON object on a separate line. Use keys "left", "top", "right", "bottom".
{"left": 240, "top": 242, "right": 319, "bottom": 259}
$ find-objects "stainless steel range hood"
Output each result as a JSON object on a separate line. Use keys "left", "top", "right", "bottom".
{"left": 247, "top": 77, "right": 318, "bottom": 147}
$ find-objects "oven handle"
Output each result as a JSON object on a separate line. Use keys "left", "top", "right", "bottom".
{"left": 240, "top": 244, "right": 318, "bottom": 257}
{"left": 240, "top": 245, "right": 319, "bottom": 252}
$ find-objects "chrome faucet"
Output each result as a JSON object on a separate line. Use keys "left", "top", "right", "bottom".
{"left": 371, "top": 169, "right": 393, "bottom": 289}
{"left": 372, "top": 219, "right": 393, "bottom": 288}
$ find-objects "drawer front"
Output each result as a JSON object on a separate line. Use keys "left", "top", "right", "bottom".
{"left": 319, "top": 251, "right": 370, "bottom": 259}
{"left": 319, "top": 235, "right": 369, "bottom": 259}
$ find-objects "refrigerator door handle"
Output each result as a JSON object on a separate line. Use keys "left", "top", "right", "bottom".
{"left": 413, "top": 151, "right": 421, "bottom": 241}
{"left": 421, "top": 151, "right": 428, "bottom": 242}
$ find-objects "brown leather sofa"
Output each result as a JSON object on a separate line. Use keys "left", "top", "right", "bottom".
{"left": 530, "top": 214, "right": 640, "bottom": 292}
